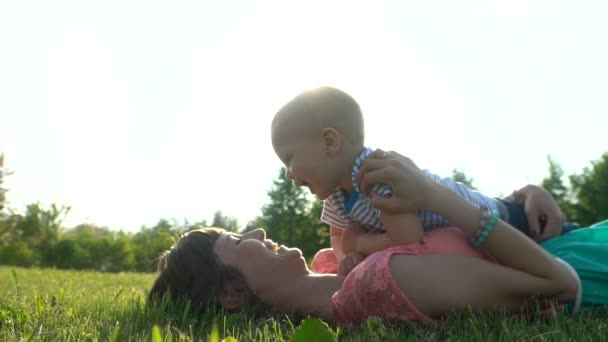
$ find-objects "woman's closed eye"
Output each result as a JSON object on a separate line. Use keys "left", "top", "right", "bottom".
{"left": 229, "top": 234, "right": 242, "bottom": 245}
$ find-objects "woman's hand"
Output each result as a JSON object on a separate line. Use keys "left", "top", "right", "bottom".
{"left": 357, "top": 149, "right": 436, "bottom": 214}
{"left": 507, "top": 185, "right": 566, "bottom": 241}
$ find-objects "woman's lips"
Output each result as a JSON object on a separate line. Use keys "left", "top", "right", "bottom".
{"left": 264, "top": 239, "right": 302, "bottom": 258}
{"left": 277, "top": 245, "right": 303, "bottom": 258}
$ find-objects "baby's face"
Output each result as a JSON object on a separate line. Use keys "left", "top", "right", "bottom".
{"left": 271, "top": 120, "right": 342, "bottom": 200}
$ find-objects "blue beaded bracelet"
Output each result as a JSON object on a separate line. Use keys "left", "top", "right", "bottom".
{"left": 471, "top": 205, "right": 491, "bottom": 244}
{"left": 473, "top": 211, "right": 499, "bottom": 247}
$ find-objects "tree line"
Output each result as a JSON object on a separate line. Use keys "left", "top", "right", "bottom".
{"left": 0, "top": 152, "right": 606, "bottom": 273}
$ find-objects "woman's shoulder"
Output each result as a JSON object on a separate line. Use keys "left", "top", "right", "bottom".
{"left": 366, "top": 228, "right": 495, "bottom": 262}
{"left": 352, "top": 227, "right": 494, "bottom": 277}
{"left": 421, "top": 228, "right": 495, "bottom": 261}
{"left": 331, "top": 243, "right": 437, "bottom": 326}
{"left": 330, "top": 228, "right": 496, "bottom": 326}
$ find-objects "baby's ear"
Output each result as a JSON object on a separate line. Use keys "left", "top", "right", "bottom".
{"left": 320, "top": 127, "right": 341, "bottom": 156}
{"left": 218, "top": 280, "right": 250, "bottom": 310}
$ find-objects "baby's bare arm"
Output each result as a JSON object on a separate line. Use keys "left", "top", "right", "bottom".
{"left": 345, "top": 213, "right": 423, "bottom": 256}
{"left": 350, "top": 230, "right": 393, "bottom": 256}
{"left": 381, "top": 212, "right": 424, "bottom": 246}
{"left": 330, "top": 225, "right": 345, "bottom": 260}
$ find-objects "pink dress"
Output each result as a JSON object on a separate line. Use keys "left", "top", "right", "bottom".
{"left": 326, "top": 228, "right": 496, "bottom": 326}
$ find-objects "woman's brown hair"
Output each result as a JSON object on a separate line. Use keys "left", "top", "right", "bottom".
{"left": 147, "top": 228, "right": 247, "bottom": 313}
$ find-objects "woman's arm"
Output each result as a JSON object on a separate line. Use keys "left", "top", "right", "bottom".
{"left": 358, "top": 150, "right": 578, "bottom": 305}
{"left": 390, "top": 253, "right": 573, "bottom": 317}
{"left": 506, "top": 184, "right": 567, "bottom": 241}
{"left": 427, "top": 184, "right": 573, "bottom": 290}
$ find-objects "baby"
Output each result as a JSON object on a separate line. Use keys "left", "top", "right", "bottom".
{"left": 271, "top": 87, "right": 516, "bottom": 274}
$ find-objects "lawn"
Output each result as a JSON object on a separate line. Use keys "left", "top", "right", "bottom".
{"left": 1, "top": 266, "right": 607, "bottom": 341}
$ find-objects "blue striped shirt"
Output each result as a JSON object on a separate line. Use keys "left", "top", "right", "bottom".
{"left": 321, "top": 147, "right": 501, "bottom": 232}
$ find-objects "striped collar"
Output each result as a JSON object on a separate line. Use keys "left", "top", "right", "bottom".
{"left": 351, "top": 147, "right": 373, "bottom": 194}
{"left": 326, "top": 147, "right": 373, "bottom": 214}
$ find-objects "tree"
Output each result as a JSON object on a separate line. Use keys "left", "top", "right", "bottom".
{"left": 0, "top": 202, "right": 70, "bottom": 267}
{"left": 131, "top": 219, "right": 179, "bottom": 272}
{"left": 54, "top": 224, "right": 136, "bottom": 272}
{"left": 0, "top": 154, "right": 7, "bottom": 212}
{"left": 451, "top": 169, "right": 476, "bottom": 190}
{"left": 0, "top": 241, "right": 37, "bottom": 266}
{"left": 253, "top": 169, "right": 329, "bottom": 259}
{"left": 540, "top": 155, "right": 574, "bottom": 218}
{"left": 211, "top": 211, "right": 240, "bottom": 232}
{"left": 52, "top": 238, "right": 92, "bottom": 270}
{"left": 109, "top": 231, "right": 136, "bottom": 271}
{"left": 541, "top": 156, "right": 568, "bottom": 203}
{"left": 0, "top": 154, "right": 14, "bottom": 245}
{"left": 568, "top": 153, "right": 608, "bottom": 226}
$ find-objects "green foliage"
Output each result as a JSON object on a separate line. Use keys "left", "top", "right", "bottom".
{"left": 52, "top": 225, "right": 136, "bottom": 271}
{"left": 0, "top": 155, "right": 17, "bottom": 246}
{"left": 0, "top": 214, "right": 16, "bottom": 247}
{"left": 451, "top": 168, "right": 477, "bottom": 190}
{"left": 292, "top": 318, "right": 337, "bottom": 342}
{"left": 540, "top": 153, "right": 608, "bottom": 226}
{"left": 209, "top": 322, "right": 219, "bottom": 342}
{"left": 211, "top": 211, "right": 240, "bottom": 232}
{"left": 252, "top": 169, "right": 329, "bottom": 259}
{"left": 131, "top": 219, "right": 180, "bottom": 272}
{"left": 541, "top": 156, "right": 568, "bottom": 204}
{"left": 2, "top": 266, "right": 608, "bottom": 341}
{"left": 568, "top": 153, "right": 608, "bottom": 226}
{"left": 0, "top": 153, "right": 7, "bottom": 212}
{"left": 0, "top": 203, "right": 70, "bottom": 267}
{"left": 541, "top": 155, "right": 575, "bottom": 219}
{"left": 1, "top": 241, "right": 37, "bottom": 266}
{"left": 151, "top": 325, "right": 162, "bottom": 342}
{"left": 52, "top": 238, "right": 94, "bottom": 269}
{"left": 2, "top": 152, "right": 608, "bottom": 274}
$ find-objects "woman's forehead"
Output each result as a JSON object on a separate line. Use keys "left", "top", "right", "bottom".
{"left": 220, "top": 232, "right": 239, "bottom": 244}
{"left": 214, "top": 233, "right": 237, "bottom": 255}
{"left": 224, "top": 231, "right": 241, "bottom": 237}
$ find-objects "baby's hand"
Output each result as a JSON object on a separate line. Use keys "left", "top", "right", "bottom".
{"left": 338, "top": 252, "right": 365, "bottom": 276}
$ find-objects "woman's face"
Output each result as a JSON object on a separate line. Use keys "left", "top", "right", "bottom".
{"left": 213, "top": 228, "right": 309, "bottom": 290}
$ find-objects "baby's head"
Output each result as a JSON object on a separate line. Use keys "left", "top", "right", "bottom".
{"left": 271, "top": 86, "right": 365, "bottom": 199}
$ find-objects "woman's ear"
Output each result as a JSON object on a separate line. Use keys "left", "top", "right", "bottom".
{"left": 320, "top": 128, "right": 341, "bottom": 157}
{"left": 217, "top": 280, "right": 251, "bottom": 310}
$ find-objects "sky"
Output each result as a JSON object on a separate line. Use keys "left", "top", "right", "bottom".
{"left": 1, "top": 0, "right": 606, "bottom": 232}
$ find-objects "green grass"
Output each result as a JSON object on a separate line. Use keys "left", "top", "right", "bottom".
{"left": 1, "top": 266, "right": 607, "bottom": 341}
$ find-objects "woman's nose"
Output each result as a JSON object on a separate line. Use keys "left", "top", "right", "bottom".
{"left": 243, "top": 228, "right": 266, "bottom": 241}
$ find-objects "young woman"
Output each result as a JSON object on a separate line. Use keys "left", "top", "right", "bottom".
{"left": 148, "top": 151, "right": 598, "bottom": 325}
